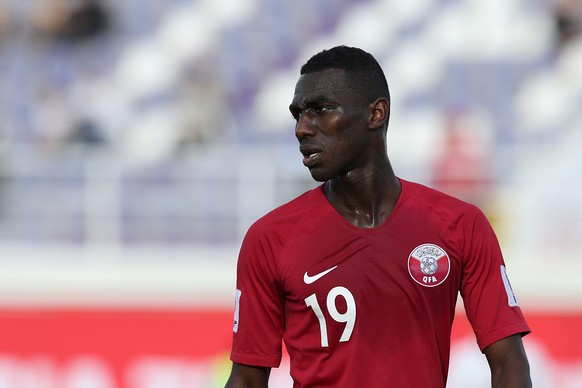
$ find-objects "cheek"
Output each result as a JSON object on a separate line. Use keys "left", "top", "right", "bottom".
{"left": 340, "top": 109, "right": 367, "bottom": 134}
{"left": 337, "top": 118, "right": 367, "bottom": 150}
{"left": 319, "top": 113, "right": 367, "bottom": 156}
{"left": 323, "top": 114, "right": 357, "bottom": 139}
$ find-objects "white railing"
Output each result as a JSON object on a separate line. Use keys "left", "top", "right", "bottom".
{"left": 0, "top": 142, "right": 316, "bottom": 247}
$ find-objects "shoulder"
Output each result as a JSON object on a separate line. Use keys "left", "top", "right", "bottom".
{"left": 400, "top": 179, "right": 483, "bottom": 220}
{"left": 399, "top": 179, "right": 491, "bottom": 240}
{"left": 244, "top": 185, "right": 324, "bottom": 244}
{"left": 399, "top": 179, "right": 498, "bottom": 261}
{"left": 237, "top": 187, "right": 324, "bottom": 275}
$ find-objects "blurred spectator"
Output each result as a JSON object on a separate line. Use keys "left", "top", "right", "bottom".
{"left": 430, "top": 107, "right": 493, "bottom": 209}
{"left": 31, "top": 81, "right": 74, "bottom": 149}
{"left": 66, "top": 118, "right": 106, "bottom": 146}
{"left": 175, "top": 57, "right": 230, "bottom": 148}
{"left": 0, "top": 3, "right": 7, "bottom": 37}
{"left": 31, "top": 67, "right": 117, "bottom": 152}
{"left": 554, "top": 0, "right": 582, "bottom": 48}
{"left": 30, "top": 0, "right": 110, "bottom": 43}
{"left": 0, "top": 1, "right": 27, "bottom": 40}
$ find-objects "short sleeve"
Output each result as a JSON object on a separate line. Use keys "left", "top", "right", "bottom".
{"left": 230, "top": 222, "right": 285, "bottom": 367}
{"left": 460, "top": 208, "right": 531, "bottom": 351}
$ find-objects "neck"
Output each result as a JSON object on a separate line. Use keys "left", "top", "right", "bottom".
{"left": 324, "top": 162, "right": 401, "bottom": 228}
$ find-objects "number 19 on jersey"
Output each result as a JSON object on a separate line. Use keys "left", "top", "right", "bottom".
{"left": 304, "top": 286, "right": 356, "bottom": 347}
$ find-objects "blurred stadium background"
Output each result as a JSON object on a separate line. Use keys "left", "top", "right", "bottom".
{"left": 0, "top": 0, "right": 581, "bottom": 387}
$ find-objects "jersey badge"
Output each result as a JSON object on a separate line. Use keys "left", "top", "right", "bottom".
{"left": 408, "top": 243, "right": 450, "bottom": 287}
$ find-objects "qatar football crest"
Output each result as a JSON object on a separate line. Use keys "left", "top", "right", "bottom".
{"left": 408, "top": 243, "right": 450, "bottom": 287}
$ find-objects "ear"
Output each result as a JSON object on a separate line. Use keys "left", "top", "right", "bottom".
{"left": 368, "top": 98, "right": 389, "bottom": 130}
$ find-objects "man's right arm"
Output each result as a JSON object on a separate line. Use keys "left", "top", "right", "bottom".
{"left": 225, "top": 362, "right": 271, "bottom": 388}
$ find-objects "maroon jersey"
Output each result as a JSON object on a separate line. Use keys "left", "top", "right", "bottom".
{"left": 230, "top": 179, "right": 530, "bottom": 387}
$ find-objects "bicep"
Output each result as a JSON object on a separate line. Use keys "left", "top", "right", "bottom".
{"left": 225, "top": 362, "right": 271, "bottom": 388}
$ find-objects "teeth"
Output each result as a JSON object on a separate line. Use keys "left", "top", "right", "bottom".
{"left": 309, "top": 153, "right": 317, "bottom": 158}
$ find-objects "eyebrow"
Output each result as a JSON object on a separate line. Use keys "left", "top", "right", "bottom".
{"left": 289, "top": 96, "right": 336, "bottom": 114}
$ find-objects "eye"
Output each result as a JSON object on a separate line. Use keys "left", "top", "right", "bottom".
{"left": 313, "top": 105, "right": 333, "bottom": 114}
{"left": 290, "top": 104, "right": 334, "bottom": 121}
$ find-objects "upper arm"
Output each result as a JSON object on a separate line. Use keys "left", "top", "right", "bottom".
{"left": 225, "top": 362, "right": 271, "bottom": 388}
{"left": 483, "top": 334, "right": 531, "bottom": 388}
{"left": 460, "top": 210, "right": 531, "bottom": 349}
{"left": 231, "top": 225, "right": 285, "bottom": 366}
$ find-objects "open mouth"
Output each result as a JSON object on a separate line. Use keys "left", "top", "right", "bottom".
{"left": 300, "top": 148, "right": 322, "bottom": 167}
{"left": 299, "top": 144, "right": 323, "bottom": 167}
{"left": 303, "top": 152, "right": 320, "bottom": 166}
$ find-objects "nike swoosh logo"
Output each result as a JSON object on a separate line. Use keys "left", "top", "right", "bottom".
{"left": 303, "top": 265, "right": 338, "bottom": 284}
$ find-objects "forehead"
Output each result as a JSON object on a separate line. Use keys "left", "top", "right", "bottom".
{"left": 292, "top": 68, "right": 352, "bottom": 104}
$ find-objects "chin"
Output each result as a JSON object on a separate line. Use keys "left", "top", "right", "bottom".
{"left": 309, "top": 169, "right": 333, "bottom": 183}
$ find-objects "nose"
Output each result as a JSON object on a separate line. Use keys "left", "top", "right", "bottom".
{"left": 295, "top": 113, "right": 315, "bottom": 140}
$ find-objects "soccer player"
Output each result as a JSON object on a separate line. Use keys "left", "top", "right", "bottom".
{"left": 225, "top": 46, "right": 531, "bottom": 387}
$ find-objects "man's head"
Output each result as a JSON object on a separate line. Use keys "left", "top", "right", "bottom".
{"left": 290, "top": 46, "right": 391, "bottom": 182}
{"left": 300, "top": 46, "right": 390, "bottom": 117}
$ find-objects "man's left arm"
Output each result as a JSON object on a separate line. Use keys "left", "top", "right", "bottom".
{"left": 483, "top": 334, "right": 532, "bottom": 388}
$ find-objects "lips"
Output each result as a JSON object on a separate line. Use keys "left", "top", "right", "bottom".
{"left": 299, "top": 145, "right": 322, "bottom": 168}
{"left": 302, "top": 152, "right": 321, "bottom": 167}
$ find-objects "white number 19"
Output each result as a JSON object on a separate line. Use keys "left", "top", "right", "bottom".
{"left": 304, "top": 286, "right": 356, "bottom": 347}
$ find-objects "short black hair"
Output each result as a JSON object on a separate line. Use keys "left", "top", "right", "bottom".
{"left": 300, "top": 45, "right": 390, "bottom": 106}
